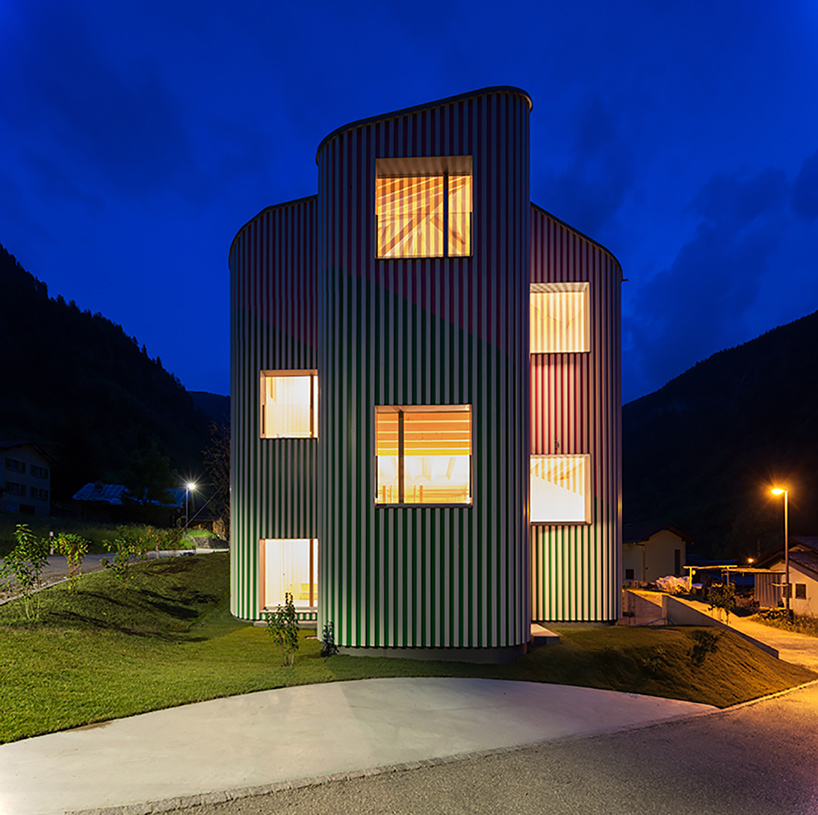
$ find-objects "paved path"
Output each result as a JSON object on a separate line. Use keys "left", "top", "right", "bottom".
{"left": 175, "top": 680, "right": 818, "bottom": 815}
{"left": 0, "top": 678, "right": 715, "bottom": 815}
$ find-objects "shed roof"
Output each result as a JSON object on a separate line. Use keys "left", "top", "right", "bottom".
{"left": 72, "top": 482, "right": 184, "bottom": 508}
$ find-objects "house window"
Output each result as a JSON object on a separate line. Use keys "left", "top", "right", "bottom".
{"left": 530, "top": 455, "right": 591, "bottom": 523}
{"left": 530, "top": 282, "right": 590, "bottom": 353}
{"left": 625, "top": 569, "right": 635, "bottom": 580}
{"left": 31, "top": 464, "right": 49, "bottom": 479}
{"left": 30, "top": 487, "right": 48, "bottom": 501}
{"left": 260, "top": 539, "right": 318, "bottom": 610}
{"left": 795, "top": 583, "right": 807, "bottom": 600}
{"left": 5, "top": 481, "right": 25, "bottom": 496}
{"left": 5, "top": 458, "right": 24, "bottom": 473}
{"left": 375, "top": 156, "right": 472, "bottom": 258}
{"left": 260, "top": 371, "right": 318, "bottom": 438}
{"left": 376, "top": 405, "right": 471, "bottom": 505}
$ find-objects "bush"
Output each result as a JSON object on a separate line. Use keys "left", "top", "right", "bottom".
{"left": 0, "top": 524, "right": 50, "bottom": 619}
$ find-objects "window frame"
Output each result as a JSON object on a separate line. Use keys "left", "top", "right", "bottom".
{"left": 530, "top": 282, "right": 591, "bottom": 354}
{"left": 374, "top": 404, "right": 473, "bottom": 508}
{"left": 530, "top": 453, "right": 592, "bottom": 525}
{"left": 259, "top": 369, "right": 318, "bottom": 440}
{"left": 374, "top": 156, "right": 473, "bottom": 260}
{"left": 259, "top": 538, "right": 318, "bottom": 612}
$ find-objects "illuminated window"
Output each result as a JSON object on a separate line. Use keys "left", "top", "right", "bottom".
{"left": 530, "top": 282, "right": 590, "bottom": 353}
{"left": 260, "top": 371, "right": 318, "bottom": 438}
{"left": 375, "top": 156, "right": 472, "bottom": 258}
{"left": 260, "top": 538, "right": 318, "bottom": 610}
{"left": 530, "top": 455, "right": 591, "bottom": 523}
{"left": 376, "top": 405, "right": 471, "bottom": 505}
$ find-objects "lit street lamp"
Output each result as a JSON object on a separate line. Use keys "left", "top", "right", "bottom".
{"left": 771, "top": 487, "right": 790, "bottom": 619}
{"left": 185, "top": 482, "right": 197, "bottom": 532}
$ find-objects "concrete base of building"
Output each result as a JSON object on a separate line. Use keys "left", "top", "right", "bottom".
{"left": 337, "top": 643, "right": 528, "bottom": 665}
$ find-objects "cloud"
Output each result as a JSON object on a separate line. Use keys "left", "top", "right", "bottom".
{"left": 1, "top": 3, "right": 198, "bottom": 201}
{"left": 624, "top": 166, "right": 790, "bottom": 400}
{"left": 792, "top": 149, "right": 818, "bottom": 219}
{"left": 533, "top": 96, "right": 636, "bottom": 237}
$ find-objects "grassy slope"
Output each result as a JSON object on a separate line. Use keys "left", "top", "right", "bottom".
{"left": 0, "top": 553, "right": 814, "bottom": 744}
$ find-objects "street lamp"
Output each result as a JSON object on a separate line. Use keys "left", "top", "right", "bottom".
{"left": 771, "top": 487, "right": 790, "bottom": 619}
{"left": 185, "top": 482, "right": 197, "bottom": 532}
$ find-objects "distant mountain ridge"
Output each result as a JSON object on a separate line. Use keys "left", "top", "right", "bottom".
{"left": 0, "top": 243, "right": 211, "bottom": 503}
{"left": 190, "top": 391, "right": 230, "bottom": 425}
{"left": 624, "top": 310, "right": 818, "bottom": 559}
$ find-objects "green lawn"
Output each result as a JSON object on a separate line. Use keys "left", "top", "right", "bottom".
{"left": 0, "top": 553, "right": 814, "bottom": 744}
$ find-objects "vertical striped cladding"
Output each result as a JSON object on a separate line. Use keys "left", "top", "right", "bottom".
{"left": 317, "top": 90, "right": 531, "bottom": 649}
{"left": 530, "top": 205, "right": 622, "bottom": 621}
{"left": 229, "top": 198, "right": 318, "bottom": 620}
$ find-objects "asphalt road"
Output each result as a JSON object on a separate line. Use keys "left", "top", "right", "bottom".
{"left": 171, "top": 682, "right": 818, "bottom": 815}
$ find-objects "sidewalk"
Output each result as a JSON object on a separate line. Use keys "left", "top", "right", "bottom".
{"left": 0, "top": 678, "right": 716, "bottom": 815}
{"left": 677, "top": 597, "right": 818, "bottom": 672}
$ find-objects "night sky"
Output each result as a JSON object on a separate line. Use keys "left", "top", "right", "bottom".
{"left": 2, "top": 1, "right": 816, "bottom": 403}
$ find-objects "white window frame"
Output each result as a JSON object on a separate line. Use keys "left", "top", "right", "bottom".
{"left": 259, "top": 538, "right": 318, "bottom": 612}
{"left": 530, "top": 453, "right": 592, "bottom": 524}
{"left": 259, "top": 370, "right": 318, "bottom": 439}
{"left": 530, "top": 282, "right": 590, "bottom": 354}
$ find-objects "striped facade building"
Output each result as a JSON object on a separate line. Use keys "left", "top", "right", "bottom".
{"left": 229, "top": 87, "right": 622, "bottom": 663}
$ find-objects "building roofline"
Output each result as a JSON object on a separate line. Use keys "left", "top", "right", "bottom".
{"left": 229, "top": 194, "right": 318, "bottom": 256}
{"left": 531, "top": 202, "right": 623, "bottom": 273}
{"left": 315, "top": 86, "right": 533, "bottom": 162}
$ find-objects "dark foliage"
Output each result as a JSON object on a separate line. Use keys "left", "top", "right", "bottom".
{"left": 0, "top": 244, "right": 211, "bottom": 503}
{"left": 624, "top": 310, "right": 818, "bottom": 559}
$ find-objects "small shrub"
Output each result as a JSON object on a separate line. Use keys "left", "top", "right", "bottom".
{"left": 688, "top": 629, "right": 722, "bottom": 667}
{"left": 321, "top": 622, "right": 339, "bottom": 657}
{"left": 0, "top": 524, "right": 50, "bottom": 619}
{"left": 102, "top": 526, "right": 151, "bottom": 579}
{"left": 264, "top": 593, "right": 300, "bottom": 667}
{"left": 54, "top": 533, "right": 89, "bottom": 592}
{"left": 708, "top": 583, "right": 736, "bottom": 625}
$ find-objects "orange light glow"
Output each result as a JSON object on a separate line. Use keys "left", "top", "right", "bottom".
{"left": 530, "top": 283, "right": 590, "bottom": 353}
{"left": 260, "top": 371, "right": 318, "bottom": 438}
{"left": 771, "top": 487, "right": 785, "bottom": 496}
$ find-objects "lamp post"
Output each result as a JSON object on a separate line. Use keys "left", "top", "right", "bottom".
{"left": 771, "top": 487, "right": 789, "bottom": 619}
{"left": 185, "top": 482, "right": 197, "bottom": 532}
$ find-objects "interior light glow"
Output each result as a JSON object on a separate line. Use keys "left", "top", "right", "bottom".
{"left": 530, "top": 455, "right": 591, "bottom": 523}
{"left": 530, "top": 283, "right": 589, "bottom": 353}
{"left": 260, "top": 371, "right": 317, "bottom": 438}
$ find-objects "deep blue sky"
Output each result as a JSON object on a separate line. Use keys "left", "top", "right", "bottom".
{"left": 2, "top": 0, "right": 816, "bottom": 402}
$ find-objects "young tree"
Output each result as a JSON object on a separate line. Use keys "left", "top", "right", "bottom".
{"left": 708, "top": 582, "right": 737, "bottom": 625}
{"left": 264, "top": 593, "right": 300, "bottom": 667}
{"left": 0, "top": 524, "right": 50, "bottom": 619}
{"left": 54, "top": 533, "right": 89, "bottom": 592}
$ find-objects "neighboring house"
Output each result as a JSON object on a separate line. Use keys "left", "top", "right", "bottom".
{"left": 73, "top": 482, "right": 185, "bottom": 523}
{"left": 755, "top": 537, "right": 818, "bottom": 616}
{"left": 0, "top": 441, "right": 51, "bottom": 516}
{"left": 622, "top": 525, "right": 691, "bottom": 583}
{"left": 229, "top": 87, "right": 623, "bottom": 662}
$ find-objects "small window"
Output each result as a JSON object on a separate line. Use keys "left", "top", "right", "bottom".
{"left": 375, "top": 156, "right": 472, "bottom": 258}
{"left": 795, "top": 583, "right": 807, "bottom": 600}
{"left": 625, "top": 569, "right": 635, "bottom": 581}
{"left": 260, "top": 538, "right": 318, "bottom": 611}
{"left": 31, "top": 464, "right": 49, "bottom": 479}
{"left": 5, "top": 458, "right": 24, "bottom": 473}
{"left": 260, "top": 371, "right": 318, "bottom": 438}
{"left": 530, "top": 455, "right": 591, "bottom": 524}
{"left": 376, "top": 405, "right": 471, "bottom": 505}
{"left": 5, "top": 481, "right": 25, "bottom": 496}
{"left": 30, "top": 487, "right": 48, "bottom": 501}
{"left": 530, "top": 282, "right": 590, "bottom": 353}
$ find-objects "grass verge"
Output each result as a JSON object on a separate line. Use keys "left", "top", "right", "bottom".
{"left": 749, "top": 609, "right": 818, "bottom": 638}
{"left": 0, "top": 553, "right": 814, "bottom": 744}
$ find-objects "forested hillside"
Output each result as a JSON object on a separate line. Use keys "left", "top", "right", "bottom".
{"left": 624, "top": 310, "right": 818, "bottom": 559}
{"left": 0, "top": 244, "right": 211, "bottom": 504}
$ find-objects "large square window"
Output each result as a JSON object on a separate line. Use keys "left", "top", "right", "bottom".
{"left": 376, "top": 405, "right": 471, "bottom": 505}
{"left": 375, "top": 156, "right": 472, "bottom": 259}
{"left": 260, "top": 371, "right": 318, "bottom": 438}
{"left": 260, "top": 538, "right": 318, "bottom": 610}
{"left": 531, "top": 454, "right": 591, "bottom": 523}
{"left": 530, "top": 282, "right": 590, "bottom": 353}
